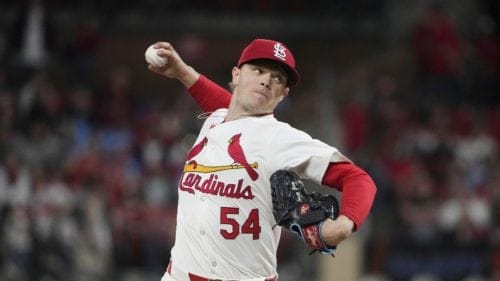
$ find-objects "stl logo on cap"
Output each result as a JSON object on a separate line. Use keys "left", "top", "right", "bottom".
{"left": 273, "top": 43, "right": 287, "bottom": 61}
{"left": 237, "top": 38, "right": 300, "bottom": 85}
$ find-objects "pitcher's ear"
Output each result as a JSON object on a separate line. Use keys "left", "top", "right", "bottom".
{"left": 282, "top": 88, "right": 290, "bottom": 99}
{"left": 231, "top": 67, "right": 240, "bottom": 86}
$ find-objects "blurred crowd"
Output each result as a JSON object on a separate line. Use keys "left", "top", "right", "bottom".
{"left": 348, "top": 3, "right": 500, "bottom": 281}
{"left": 0, "top": 1, "right": 499, "bottom": 281}
{"left": 0, "top": 0, "right": 387, "bottom": 16}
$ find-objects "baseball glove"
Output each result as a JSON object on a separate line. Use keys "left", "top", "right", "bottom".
{"left": 270, "top": 170, "right": 339, "bottom": 255}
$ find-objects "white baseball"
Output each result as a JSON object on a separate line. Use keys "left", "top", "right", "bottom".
{"left": 145, "top": 45, "right": 168, "bottom": 67}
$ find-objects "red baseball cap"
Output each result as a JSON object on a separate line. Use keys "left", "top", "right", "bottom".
{"left": 237, "top": 39, "right": 300, "bottom": 86}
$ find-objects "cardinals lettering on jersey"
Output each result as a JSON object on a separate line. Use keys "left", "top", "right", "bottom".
{"left": 179, "top": 133, "right": 259, "bottom": 199}
{"left": 178, "top": 173, "right": 254, "bottom": 199}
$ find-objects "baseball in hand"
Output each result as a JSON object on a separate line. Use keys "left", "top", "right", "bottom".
{"left": 145, "top": 45, "right": 168, "bottom": 67}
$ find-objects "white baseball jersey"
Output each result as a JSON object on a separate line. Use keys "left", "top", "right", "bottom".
{"left": 169, "top": 108, "right": 349, "bottom": 280}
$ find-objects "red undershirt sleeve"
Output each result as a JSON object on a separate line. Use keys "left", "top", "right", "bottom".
{"left": 321, "top": 162, "right": 377, "bottom": 231}
{"left": 187, "top": 75, "right": 232, "bottom": 113}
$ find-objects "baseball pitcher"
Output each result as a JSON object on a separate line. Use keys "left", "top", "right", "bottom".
{"left": 147, "top": 39, "right": 377, "bottom": 281}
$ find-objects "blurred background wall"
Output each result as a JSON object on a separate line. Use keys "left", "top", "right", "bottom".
{"left": 0, "top": 0, "right": 499, "bottom": 280}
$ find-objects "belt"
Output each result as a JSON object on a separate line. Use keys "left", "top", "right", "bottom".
{"left": 166, "top": 261, "right": 277, "bottom": 281}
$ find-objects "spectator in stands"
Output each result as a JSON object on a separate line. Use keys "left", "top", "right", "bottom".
{"left": 411, "top": 3, "right": 466, "bottom": 105}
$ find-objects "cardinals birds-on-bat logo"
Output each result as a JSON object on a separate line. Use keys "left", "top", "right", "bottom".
{"left": 227, "top": 133, "right": 259, "bottom": 181}
{"left": 184, "top": 134, "right": 259, "bottom": 181}
{"left": 186, "top": 137, "right": 208, "bottom": 161}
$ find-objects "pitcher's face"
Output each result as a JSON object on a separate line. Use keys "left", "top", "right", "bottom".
{"left": 231, "top": 61, "right": 289, "bottom": 115}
